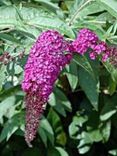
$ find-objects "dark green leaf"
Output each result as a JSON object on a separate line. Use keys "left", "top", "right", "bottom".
{"left": 48, "top": 88, "right": 72, "bottom": 116}
{"left": 65, "top": 60, "right": 78, "bottom": 91}
{"left": 47, "top": 109, "right": 62, "bottom": 134}
{"left": 0, "top": 85, "right": 22, "bottom": 101}
{"left": 38, "top": 127, "right": 47, "bottom": 146}
{"left": 0, "top": 112, "right": 24, "bottom": 142}
{"left": 39, "top": 117, "right": 54, "bottom": 145}
{"left": 100, "top": 96, "right": 117, "bottom": 121}
{"left": 73, "top": 54, "right": 93, "bottom": 76}
{"left": 22, "top": 147, "right": 43, "bottom": 156}
{"left": 78, "top": 67, "right": 99, "bottom": 110}
{"left": 47, "top": 147, "right": 61, "bottom": 156}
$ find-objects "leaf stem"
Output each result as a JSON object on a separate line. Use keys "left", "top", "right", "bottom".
{"left": 68, "top": 0, "right": 94, "bottom": 26}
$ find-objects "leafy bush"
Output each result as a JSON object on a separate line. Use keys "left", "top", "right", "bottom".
{"left": 0, "top": 0, "right": 117, "bottom": 155}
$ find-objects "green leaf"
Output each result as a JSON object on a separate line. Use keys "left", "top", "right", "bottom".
{"left": 27, "top": 16, "right": 75, "bottom": 38}
{"left": 69, "top": 0, "right": 87, "bottom": 15}
{"left": 0, "top": 6, "right": 16, "bottom": 29}
{"left": 78, "top": 67, "right": 99, "bottom": 110}
{"left": 47, "top": 109, "right": 62, "bottom": 134}
{"left": 73, "top": 54, "right": 94, "bottom": 76}
{"left": 109, "top": 149, "right": 117, "bottom": 156}
{"left": 100, "top": 120, "right": 111, "bottom": 142}
{"left": 78, "top": 1, "right": 104, "bottom": 17}
{"left": 0, "top": 112, "right": 24, "bottom": 142}
{"left": 0, "top": 33, "right": 21, "bottom": 45}
{"left": 69, "top": 119, "right": 79, "bottom": 139}
{"left": 48, "top": 92, "right": 56, "bottom": 107}
{"left": 0, "top": 85, "right": 22, "bottom": 101}
{"left": 78, "top": 130, "right": 102, "bottom": 154}
{"left": 48, "top": 87, "right": 72, "bottom": 116}
{"left": 69, "top": 115, "right": 88, "bottom": 139}
{"left": 65, "top": 60, "right": 78, "bottom": 91}
{"left": 100, "top": 106, "right": 116, "bottom": 121}
{"left": 0, "top": 6, "right": 75, "bottom": 38}
{"left": 0, "top": 96, "right": 15, "bottom": 123}
{"left": 34, "top": 0, "right": 60, "bottom": 13}
{"left": 78, "top": 131, "right": 93, "bottom": 154}
{"left": 78, "top": 145, "right": 91, "bottom": 155}
{"left": 0, "top": 0, "right": 11, "bottom": 5}
{"left": 97, "top": 0, "right": 117, "bottom": 18}
{"left": 38, "top": 127, "right": 47, "bottom": 146}
{"left": 56, "top": 131, "right": 67, "bottom": 146}
{"left": 56, "top": 147, "right": 68, "bottom": 156}
{"left": 108, "top": 78, "right": 117, "bottom": 95}
{"left": 14, "top": 65, "right": 23, "bottom": 74}
{"left": 39, "top": 117, "right": 54, "bottom": 145}
{"left": 89, "top": 130, "right": 103, "bottom": 142}
{"left": 55, "top": 88, "right": 72, "bottom": 111}
{"left": 100, "top": 96, "right": 117, "bottom": 121}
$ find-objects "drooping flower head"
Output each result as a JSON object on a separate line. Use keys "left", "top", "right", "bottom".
{"left": 71, "top": 28, "right": 111, "bottom": 62}
{"left": 22, "top": 30, "right": 72, "bottom": 147}
{"left": 72, "top": 28, "right": 99, "bottom": 55}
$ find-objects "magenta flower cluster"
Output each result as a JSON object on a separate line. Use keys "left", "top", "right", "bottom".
{"left": 22, "top": 30, "right": 72, "bottom": 146}
{"left": 22, "top": 28, "right": 117, "bottom": 147}
{"left": 72, "top": 28, "right": 111, "bottom": 62}
{"left": 72, "top": 28, "right": 98, "bottom": 55}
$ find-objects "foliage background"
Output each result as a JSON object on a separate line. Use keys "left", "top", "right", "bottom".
{"left": 0, "top": 0, "right": 117, "bottom": 155}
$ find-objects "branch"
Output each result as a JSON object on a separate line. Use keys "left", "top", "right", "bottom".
{"left": 68, "top": 0, "right": 94, "bottom": 26}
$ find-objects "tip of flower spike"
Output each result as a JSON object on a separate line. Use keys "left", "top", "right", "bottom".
{"left": 25, "top": 130, "right": 34, "bottom": 147}
{"left": 24, "top": 93, "right": 45, "bottom": 147}
{"left": 25, "top": 139, "right": 33, "bottom": 148}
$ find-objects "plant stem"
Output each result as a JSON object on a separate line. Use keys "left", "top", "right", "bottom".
{"left": 68, "top": 0, "right": 94, "bottom": 26}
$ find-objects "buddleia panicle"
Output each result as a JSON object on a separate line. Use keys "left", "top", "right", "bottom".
{"left": 22, "top": 30, "right": 72, "bottom": 147}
